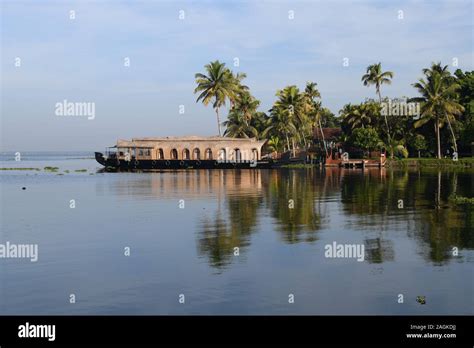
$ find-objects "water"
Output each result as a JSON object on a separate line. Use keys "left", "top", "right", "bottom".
{"left": 0, "top": 152, "right": 473, "bottom": 314}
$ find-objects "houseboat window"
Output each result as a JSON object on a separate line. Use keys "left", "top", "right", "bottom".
{"left": 131, "top": 148, "right": 136, "bottom": 157}
{"left": 205, "top": 148, "right": 212, "bottom": 160}
{"left": 218, "top": 148, "right": 226, "bottom": 161}
{"left": 193, "top": 148, "right": 200, "bottom": 160}
{"left": 145, "top": 149, "right": 151, "bottom": 156}
{"left": 139, "top": 149, "right": 144, "bottom": 156}
{"left": 171, "top": 149, "right": 178, "bottom": 159}
{"left": 158, "top": 149, "right": 164, "bottom": 159}
{"left": 234, "top": 148, "right": 241, "bottom": 162}
{"left": 183, "top": 149, "right": 190, "bottom": 160}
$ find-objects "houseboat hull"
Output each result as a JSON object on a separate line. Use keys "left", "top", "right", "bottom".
{"left": 95, "top": 152, "right": 274, "bottom": 170}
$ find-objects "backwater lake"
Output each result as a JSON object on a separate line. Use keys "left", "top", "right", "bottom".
{"left": 0, "top": 152, "right": 473, "bottom": 314}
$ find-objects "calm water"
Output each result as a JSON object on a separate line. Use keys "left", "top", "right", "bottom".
{"left": 0, "top": 152, "right": 473, "bottom": 314}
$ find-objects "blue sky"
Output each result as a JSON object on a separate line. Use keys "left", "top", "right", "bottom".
{"left": 1, "top": 0, "right": 473, "bottom": 151}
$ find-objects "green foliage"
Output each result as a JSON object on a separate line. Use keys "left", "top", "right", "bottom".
{"left": 0, "top": 167, "right": 40, "bottom": 171}
{"left": 350, "top": 127, "right": 382, "bottom": 153}
{"left": 449, "top": 194, "right": 474, "bottom": 205}
{"left": 393, "top": 145, "right": 409, "bottom": 158}
{"left": 387, "top": 157, "right": 474, "bottom": 168}
{"left": 194, "top": 60, "right": 241, "bottom": 136}
{"left": 195, "top": 60, "right": 472, "bottom": 159}
{"left": 411, "top": 63, "right": 464, "bottom": 158}
{"left": 340, "top": 102, "right": 381, "bottom": 135}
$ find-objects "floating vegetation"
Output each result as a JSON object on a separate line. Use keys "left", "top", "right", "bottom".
{"left": 44, "top": 166, "right": 59, "bottom": 172}
{"left": 64, "top": 170, "right": 70, "bottom": 173}
{"left": 449, "top": 194, "right": 474, "bottom": 205}
{"left": 416, "top": 296, "right": 426, "bottom": 305}
{"left": 74, "top": 169, "right": 88, "bottom": 172}
{"left": 0, "top": 167, "right": 40, "bottom": 171}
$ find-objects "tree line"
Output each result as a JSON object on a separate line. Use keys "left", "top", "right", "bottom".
{"left": 194, "top": 60, "right": 473, "bottom": 159}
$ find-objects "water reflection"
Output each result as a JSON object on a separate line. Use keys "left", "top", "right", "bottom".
{"left": 102, "top": 168, "right": 473, "bottom": 269}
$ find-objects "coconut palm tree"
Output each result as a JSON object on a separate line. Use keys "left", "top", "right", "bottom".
{"left": 411, "top": 64, "right": 464, "bottom": 158}
{"left": 422, "top": 63, "right": 461, "bottom": 154}
{"left": 362, "top": 63, "right": 394, "bottom": 146}
{"left": 250, "top": 111, "right": 272, "bottom": 140}
{"left": 362, "top": 63, "right": 394, "bottom": 103}
{"left": 341, "top": 103, "right": 379, "bottom": 130}
{"left": 304, "top": 82, "right": 327, "bottom": 155}
{"left": 223, "top": 109, "right": 258, "bottom": 138}
{"left": 194, "top": 60, "right": 235, "bottom": 136}
{"left": 228, "top": 72, "right": 249, "bottom": 109}
{"left": 268, "top": 104, "right": 298, "bottom": 152}
{"left": 266, "top": 136, "right": 283, "bottom": 153}
{"left": 234, "top": 91, "right": 260, "bottom": 123}
{"left": 272, "top": 86, "right": 306, "bottom": 152}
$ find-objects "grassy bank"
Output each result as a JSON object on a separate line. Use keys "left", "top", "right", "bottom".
{"left": 280, "top": 164, "right": 317, "bottom": 169}
{"left": 387, "top": 158, "right": 474, "bottom": 169}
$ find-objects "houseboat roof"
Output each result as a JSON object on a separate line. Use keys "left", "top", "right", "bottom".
{"left": 116, "top": 136, "right": 267, "bottom": 149}
{"left": 131, "top": 136, "right": 264, "bottom": 143}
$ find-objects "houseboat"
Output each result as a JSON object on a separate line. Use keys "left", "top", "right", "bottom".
{"left": 95, "top": 136, "right": 273, "bottom": 170}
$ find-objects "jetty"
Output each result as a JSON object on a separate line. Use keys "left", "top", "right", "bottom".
{"left": 314, "top": 128, "right": 386, "bottom": 168}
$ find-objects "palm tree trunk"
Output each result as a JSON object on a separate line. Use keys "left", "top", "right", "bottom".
{"left": 435, "top": 119, "right": 441, "bottom": 159}
{"left": 318, "top": 119, "right": 328, "bottom": 157}
{"left": 445, "top": 113, "right": 458, "bottom": 154}
{"left": 292, "top": 138, "right": 296, "bottom": 157}
{"left": 378, "top": 90, "right": 393, "bottom": 158}
{"left": 215, "top": 107, "right": 222, "bottom": 137}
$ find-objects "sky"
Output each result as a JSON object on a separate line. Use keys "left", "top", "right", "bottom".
{"left": 1, "top": 0, "right": 473, "bottom": 151}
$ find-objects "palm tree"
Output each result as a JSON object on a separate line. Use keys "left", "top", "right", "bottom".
{"left": 341, "top": 103, "right": 379, "bottom": 130}
{"left": 268, "top": 104, "right": 298, "bottom": 152}
{"left": 223, "top": 109, "right": 258, "bottom": 138}
{"left": 266, "top": 136, "right": 283, "bottom": 153}
{"left": 422, "top": 63, "right": 461, "bottom": 154}
{"left": 362, "top": 63, "right": 394, "bottom": 147}
{"left": 272, "top": 86, "right": 306, "bottom": 153}
{"left": 194, "top": 60, "right": 235, "bottom": 136}
{"left": 250, "top": 111, "right": 271, "bottom": 140}
{"left": 411, "top": 64, "right": 464, "bottom": 158}
{"left": 234, "top": 91, "right": 260, "bottom": 123}
{"left": 304, "top": 82, "right": 327, "bottom": 156}
{"left": 362, "top": 62, "right": 394, "bottom": 103}
{"left": 228, "top": 72, "right": 249, "bottom": 109}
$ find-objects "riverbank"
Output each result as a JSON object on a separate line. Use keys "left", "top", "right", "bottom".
{"left": 279, "top": 157, "right": 474, "bottom": 169}
{"left": 386, "top": 158, "right": 474, "bottom": 169}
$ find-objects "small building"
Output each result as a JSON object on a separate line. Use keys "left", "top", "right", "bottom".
{"left": 113, "top": 136, "right": 267, "bottom": 162}
{"left": 313, "top": 127, "right": 343, "bottom": 150}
